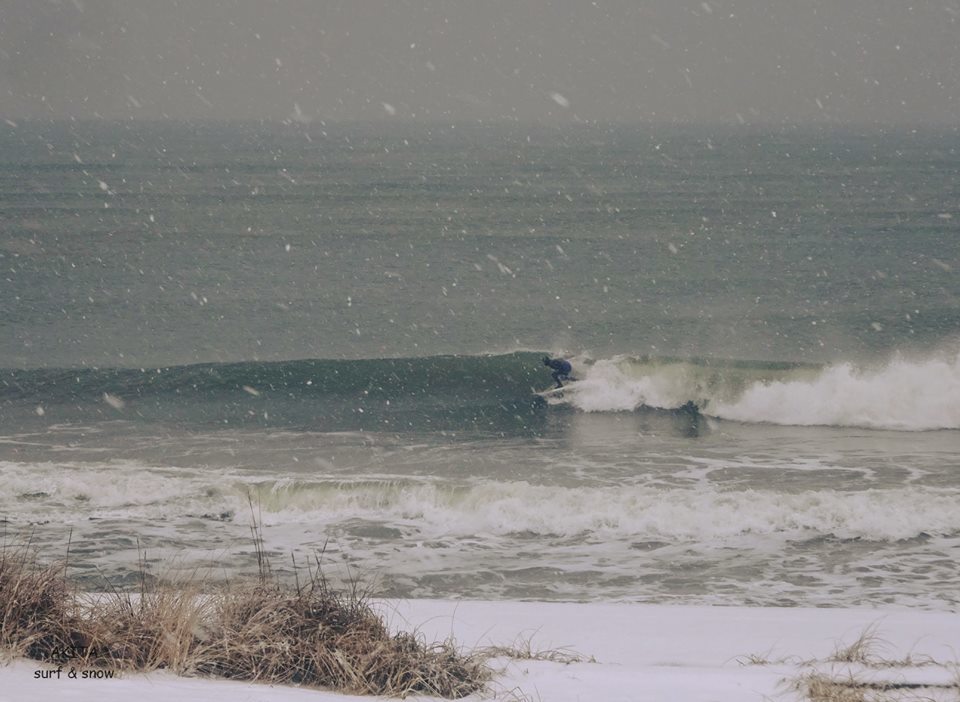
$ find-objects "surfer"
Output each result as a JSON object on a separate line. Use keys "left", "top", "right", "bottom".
{"left": 542, "top": 356, "right": 573, "bottom": 388}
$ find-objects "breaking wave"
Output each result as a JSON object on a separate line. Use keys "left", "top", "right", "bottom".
{"left": 4, "top": 459, "right": 959, "bottom": 544}
{"left": 553, "top": 352, "right": 960, "bottom": 431}
{"left": 249, "top": 479, "right": 960, "bottom": 543}
{"left": 3, "top": 349, "right": 959, "bottom": 432}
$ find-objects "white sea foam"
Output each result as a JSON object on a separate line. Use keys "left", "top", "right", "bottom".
{"left": 713, "top": 354, "right": 960, "bottom": 431}
{"left": 6, "top": 460, "right": 958, "bottom": 543}
{"left": 558, "top": 357, "right": 701, "bottom": 412}
{"left": 556, "top": 352, "right": 960, "bottom": 431}
{"left": 0, "top": 459, "right": 226, "bottom": 519}
{"left": 260, "top": 481, "right": 960, "bottom": 542}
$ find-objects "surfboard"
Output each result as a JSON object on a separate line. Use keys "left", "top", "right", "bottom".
{"left": 534, "top": 383, "right": 575, "bottom": 401}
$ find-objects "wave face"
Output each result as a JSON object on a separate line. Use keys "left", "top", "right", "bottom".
{"left": 549, "top": 352, "right": 960, "bottom": 431}
{"left": 0, "top": 353, "right": 549, "bottom": 433}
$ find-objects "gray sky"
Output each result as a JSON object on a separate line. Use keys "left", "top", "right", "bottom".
{"left": 1, "top": 0, "right": 958, "bottom": 124}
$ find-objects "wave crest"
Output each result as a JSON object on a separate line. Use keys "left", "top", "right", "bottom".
{"left": 556, "top": 353, "right": 960, "bottom": 431}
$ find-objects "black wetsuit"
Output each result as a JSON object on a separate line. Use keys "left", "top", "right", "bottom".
{"left": 545, "top": 358, "right": 573, "bottom": 388}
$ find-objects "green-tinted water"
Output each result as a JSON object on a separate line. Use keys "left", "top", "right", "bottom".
{"left": 1, "top": 122, "right": 958, "bottom": 606}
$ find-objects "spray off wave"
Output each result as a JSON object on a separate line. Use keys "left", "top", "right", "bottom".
{"left": 557, "top": 352, "right": 960, "bottom": 431}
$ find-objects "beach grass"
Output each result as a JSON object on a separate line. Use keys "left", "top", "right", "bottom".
{"left": 0, "top": 535, "right": 74, "bottom": 663}
{"left": 0, "top": 529, "right": 489, "bottom": 698}
{"left": 796, "top": 673, "right": 959, "bottom": 702}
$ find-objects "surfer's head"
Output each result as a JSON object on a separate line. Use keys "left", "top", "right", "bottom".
{"left": 542, "top": 356, "right": 551, "bottom": 366}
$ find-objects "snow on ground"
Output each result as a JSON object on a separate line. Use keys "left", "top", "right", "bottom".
{"left": 3, "top": 601, "right": 959, "bottom": 702}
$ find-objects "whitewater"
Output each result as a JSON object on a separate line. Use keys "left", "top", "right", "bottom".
{"left": 549, "top": 351, "right": 960, "bottom": 431}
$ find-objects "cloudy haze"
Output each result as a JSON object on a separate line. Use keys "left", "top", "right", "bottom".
{"left": 1, "top": 0, "right": 958, "bottom": 124}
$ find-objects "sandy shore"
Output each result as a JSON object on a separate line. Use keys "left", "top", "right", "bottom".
{"left": 3, "top": 601, "right": 959, "bottom": 701}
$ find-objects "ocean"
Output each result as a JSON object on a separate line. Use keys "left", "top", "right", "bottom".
{"left": 1, "top": 120, "right": 958, "bottom": 608}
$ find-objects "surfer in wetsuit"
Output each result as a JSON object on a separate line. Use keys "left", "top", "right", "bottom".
{"left": 543, "top": 356, "right": 573, "bottom": 388}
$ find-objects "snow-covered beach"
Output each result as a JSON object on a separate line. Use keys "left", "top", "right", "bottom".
{"left": 4, "top": 601, "right": 959, "bottom": 702}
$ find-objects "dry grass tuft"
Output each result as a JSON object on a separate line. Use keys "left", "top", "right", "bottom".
{"left": 0, "top": 528, "right": 489, "bottom": 698}
{"left": 768, "top": 622, "right": 960, "bottom": 702}
{"left": 0, "top": 538, "right": 76, "bottom": 661}
{"left": 75, "top": 582, "right": 215, "bottom": 673}
{"left": 796, "top": 673, "right": 959, "bottom": 702}
{"left": 196, "top": 579, "right": 487, "bottom": 696}
{"left": 480, "top": 634, "right": 594, "bottom": 665}
{"left": 798, "top": 674, "right": 872, "bottom": 702}
{"left": 830, "top": 625, "right": 889, "bottom": 665}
